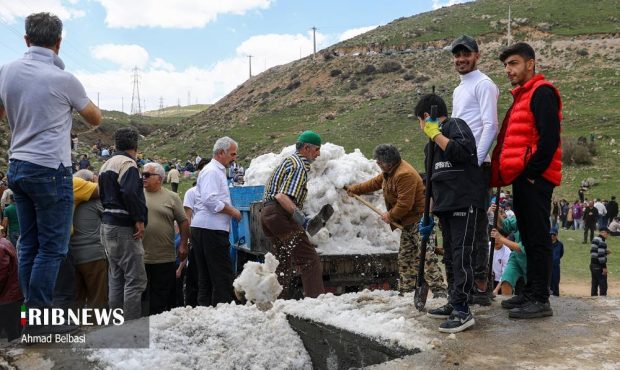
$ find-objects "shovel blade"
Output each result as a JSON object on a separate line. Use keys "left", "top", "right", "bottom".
{"left": 307, "top": 204, "right": 334, "bottom": 236}
{"left": 414, "top": 280, "right": 430, "bottom": 311}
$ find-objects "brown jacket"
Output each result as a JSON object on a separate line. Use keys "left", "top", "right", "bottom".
{"left": 348, "top": 160, "right": 424, "bottom": 228}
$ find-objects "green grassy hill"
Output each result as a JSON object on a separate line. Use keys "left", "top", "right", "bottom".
{"left": 142, "top": 0, "right": 619, "bottom": 202}
{"left": 142, "top": 104, "right": 211, "bottom": 118}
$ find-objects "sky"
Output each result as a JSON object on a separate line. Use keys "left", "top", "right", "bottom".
{"left": 0, "top": 0, "right": 469, "bottom": 113}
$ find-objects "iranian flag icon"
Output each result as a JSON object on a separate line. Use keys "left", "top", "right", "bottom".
{"left": 20, "top": 305, "right": 26, "bottom": 327}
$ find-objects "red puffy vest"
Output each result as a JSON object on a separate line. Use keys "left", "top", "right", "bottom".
{"left": 491, "top": 74, "right": 562, "bottom": 187}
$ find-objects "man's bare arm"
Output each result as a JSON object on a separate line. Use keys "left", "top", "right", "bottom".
{"left": 78, "top": 101, "right": 102, "bottom": 126}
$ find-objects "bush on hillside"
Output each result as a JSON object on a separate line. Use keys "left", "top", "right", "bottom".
{"left": 330, "top": 69, "right": 342, "bottom": 77}
{"left": 563, "top": 137, "right": 594, "bottom": 165}
{"left": 359, "top": 64, "right": 376, "bottom": 75}
{"left": 379, "top": 60, "right": 402, "bottom": 73}
{"left": 286, "top": 80, "right": 301, "bottom": 90}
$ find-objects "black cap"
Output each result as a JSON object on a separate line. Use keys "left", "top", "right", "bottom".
{"left": 451, "top": 35, "right": 479, "bottom": 53}
{"left": 600, "top": 226, "right": 609, "bottom": 233}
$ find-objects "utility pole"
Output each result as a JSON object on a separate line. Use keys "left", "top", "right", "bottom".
{"left": 158, "top": 96, "right": 164, "bottom": 116}
{"left": 97, "top": 92, "right": 100, "bottom": 107}
{"left": 130, "top": 66, "right": 142, "bottom": 115}
{"left": 311, "top": 26, "right": 317, "bottom": 59}
{"left": 121, "top": 97, "right": 124, "bottom": 113}
{"left": 507, "top": 4, "right": 512, "bottom": 45}
{"left": 248, "top": 55, "right": 253, "bottom": 78}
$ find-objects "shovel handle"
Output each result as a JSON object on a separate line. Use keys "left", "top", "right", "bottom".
{"left": 349, "top": 193, "right": 404, "bottom": 230}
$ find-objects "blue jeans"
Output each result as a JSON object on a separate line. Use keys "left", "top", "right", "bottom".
{"left": 7, "top": 159, "right": 73, "bottom": 307}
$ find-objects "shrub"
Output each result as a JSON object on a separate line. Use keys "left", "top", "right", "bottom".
{"left": 563, "top": 137, "right": 593, "bottom": 165}
{"left": 379, "top": 60, "right": 402, "bottom": 73}
{"left": 286, "top": 80, "right": 301, "bottom": 90}
{"left": 330, "top": 69, "right": 342, "bottom": 77}
{"left": 359, "top": 64, "right": 376, "bottom": 75}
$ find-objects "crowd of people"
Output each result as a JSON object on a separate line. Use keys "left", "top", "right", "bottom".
{"left": 0, "top": 12, "right": 615, "bottom": 343}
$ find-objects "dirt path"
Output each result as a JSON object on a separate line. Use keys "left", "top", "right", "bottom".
{"left": 370, "top": 297, "right": 620, "bottom": 370}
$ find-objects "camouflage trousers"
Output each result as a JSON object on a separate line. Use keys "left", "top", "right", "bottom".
{"left": 399, "top": 223, "right": 447, "bottom": 295}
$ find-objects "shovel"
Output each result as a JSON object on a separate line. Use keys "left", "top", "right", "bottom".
{"left": 414, "top": 105, "right": 438, "bottom": 311}
{"left": 349, "top": 193, "right": 404, "bottom": 230}
{"left": 306, "top": 204, "right": 334, "bottom": 236}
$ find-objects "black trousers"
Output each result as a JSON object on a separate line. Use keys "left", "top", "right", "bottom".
{"left": 590, "top": 264, "right": 607, "bottom": 296}
{"left": 437, "top": 206, "right": 482, "bottom": 312}
{"left": 184, "top": 236, "right": 199, "bottom": 307}
{"left": 512, "top": 175, "right": 554, "bottom": 303}
{"left": 144, "top": 262, "right": 176, "bottom": 315}
{"left": 171, "top": 182, "right": 179, "bottom": 193}
{"left": 191, "top": 227, "right": 234, "bottom": 307}
{"left": 473, "top": 163, "right": 491, "bottom": 284}
{"left": 584, "top": 224, "right": 596, "bottom": 243}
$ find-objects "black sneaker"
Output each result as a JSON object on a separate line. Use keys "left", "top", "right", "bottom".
{"left": 427, "top": 303, "right": 453, "bottom": 319}
{"left": 438, "top": 310, "right": 475, "bottom": 333}
{"left": 501, "top": 294, "right": 528, "bottom": 309}
{"left": 508, "top": 301, "right": 553, "bottom": 319}
{"left": 470, "top": 290, "right": 492, "bottom": 306}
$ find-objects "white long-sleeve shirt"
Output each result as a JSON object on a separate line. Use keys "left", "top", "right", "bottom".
{"left": 191, "top": 160, "right": 231, "bottom": 231}
{"left": 452, "top": 69, "right": 499, "bottom": 166}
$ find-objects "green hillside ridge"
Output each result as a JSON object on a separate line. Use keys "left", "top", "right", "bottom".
{"left": 142, "top": 0, "right": 619, "bottom": 202}
{"left": 142, "top": 104, "right": 211, "bottom": 118}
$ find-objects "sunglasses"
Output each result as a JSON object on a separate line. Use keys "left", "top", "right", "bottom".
{"left": 142, "top": 172, "right": 159, "bottom": 178}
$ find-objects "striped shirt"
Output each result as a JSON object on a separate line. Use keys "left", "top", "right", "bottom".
{"left": 264, "top": 152, "right": 310, "bottom": 208}
{"left": 590, "top": 235, "right": 608, "bottom": 267}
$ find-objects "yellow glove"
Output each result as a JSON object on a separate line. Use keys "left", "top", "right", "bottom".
{"left": 423, "top": 118, "right": 441, "bottom": 140}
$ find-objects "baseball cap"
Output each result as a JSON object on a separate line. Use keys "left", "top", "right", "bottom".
{"left": 297, "top": 131, "right": 322, "bottom": 146}
{"left": 549, "top": 227, "right": 558, "bottom": 235}
{"left": 599, "top": 226, "right": 609, "bottom": 233}
{"left": 451, "top": 35, "right": 479, "bottom": 53}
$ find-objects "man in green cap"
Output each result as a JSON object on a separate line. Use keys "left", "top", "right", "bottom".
{"left": 260, "top": 130, "right": 325, "bottom": 299}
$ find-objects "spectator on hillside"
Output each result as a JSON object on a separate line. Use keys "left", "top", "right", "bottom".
{"left": 2, "top": 194, "right": 20, "bottom": 249}
{"left": 551, "top": 198, "right": 560, "bottom": 229}
{"left": 100, "top": 147, "right": 110, "bottom": 158}
{"left": 167, "top": 166, "right": 180, "bottom": 193}
{"left": 566, "top": 206, "right": 574, "bottom": 230}
{"left": 0, "top": 230, "right": 22, "bottom": 341}
{"left": 78, "top": 154, "right": 90, "bottom": 170}
{"left": 593, "top": 199, "right": 607, "bottom": 230}
{"left": 590, "top": 227, "right": 610, "bottom": 296}
{"left": 0, "top": 12, "right": 101, "bottom": 324}
{"left": 583, "top": 201, "right": 598, "bottom": 244}
{"left": 608, "top": 217, "right": 620, "bottom": 236}
{"left": 99, "top": 128, "right": 148, "bottom": 320}
{"left": 572, "top": 200, "right": 583, "bottom": 230}
{"left": 142, "top": 162, "right": 188, "bottom": 315}
{"left": 560, "top": 199, "right": 569, "bottom": 229}
{"left": 70, "top": 169, "right": 108, "bottom": 309}
{"left": 578, "top": 187, "right": 586, "bottom": 203}
{"left": 549, "top": 227, "right": 564, "bottom": 297}
{"left": 490, "top": 214, "right": 526, "bottom": 299}
{"left": 607, "top": 196, "right": 618, "bottom": 226}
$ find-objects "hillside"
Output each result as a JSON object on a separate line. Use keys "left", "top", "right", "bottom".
{"left": 142, "top": 104, "right": 211, "bottom": 118}
{"left": 141, "top": 0, "right": 619, "bottom": 201}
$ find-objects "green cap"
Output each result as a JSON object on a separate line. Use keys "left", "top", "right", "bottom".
{"left": 297, "top": 130, "right": 321, "bottom": 146}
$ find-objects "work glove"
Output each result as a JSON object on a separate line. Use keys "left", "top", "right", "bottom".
{"left": 418, "top": 216, "right": 435, "bottom": 242}
{"left": 423, "top": 117, "right": 441, "bottom": 140}
{"left": 292, "top": 208, "right": 310, "bottom": 229}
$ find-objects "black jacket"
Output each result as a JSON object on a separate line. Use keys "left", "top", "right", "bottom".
{"left": 425, "top": 117, "right": 487, "bottom": 213}
{"left": 98, "top": 152, "right": 148, "bottom": 227}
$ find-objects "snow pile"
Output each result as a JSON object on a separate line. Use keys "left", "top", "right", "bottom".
{"left": 245, "top": 143, "right": 400, "bottom": 255}
{"left": 89, "top": 305, "right": 311, "bottom": 370}
{"left": 276, "top": 290, "right": 436, "bottom": 351}
{"left": 233, "top": 252, "right": 282, "bottom": 310}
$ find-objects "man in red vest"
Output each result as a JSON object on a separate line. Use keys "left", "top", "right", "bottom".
{"left": 491, "top": 42, "right": 562, "bottom": 319}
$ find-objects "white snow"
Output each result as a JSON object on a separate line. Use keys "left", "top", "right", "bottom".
{"left": 89, "top": 304, "right": 312, "bottom": 370}
{"left": 233, "top": 252, "right": 282, "bottom": 310}
{"left": 245, "top": 143, "right": 400, "bottom": 255}
{"left": 276, "top": 290, "right": 435, "bottom": 351}
{"left": 87, "top": 290, "right": 441, "bottom": 370}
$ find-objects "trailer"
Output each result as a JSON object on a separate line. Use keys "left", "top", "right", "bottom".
{"left": 229, "top": 186, "right": 399, "bottom": 297}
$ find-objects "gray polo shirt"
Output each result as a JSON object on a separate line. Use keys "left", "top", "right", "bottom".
{"left": 0, "top": 46, "right": 90, "bottom": 169}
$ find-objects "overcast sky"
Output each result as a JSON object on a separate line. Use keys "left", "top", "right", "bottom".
{"left": 0, "top": 0, "right": 469, "bottom": 112}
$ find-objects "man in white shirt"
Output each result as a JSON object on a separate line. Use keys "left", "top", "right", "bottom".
{"left": 191, "top": 137, "right": 241, "bottom": 306}
{"left": 451, "top": 35, "right": 499, "bottom": 305}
